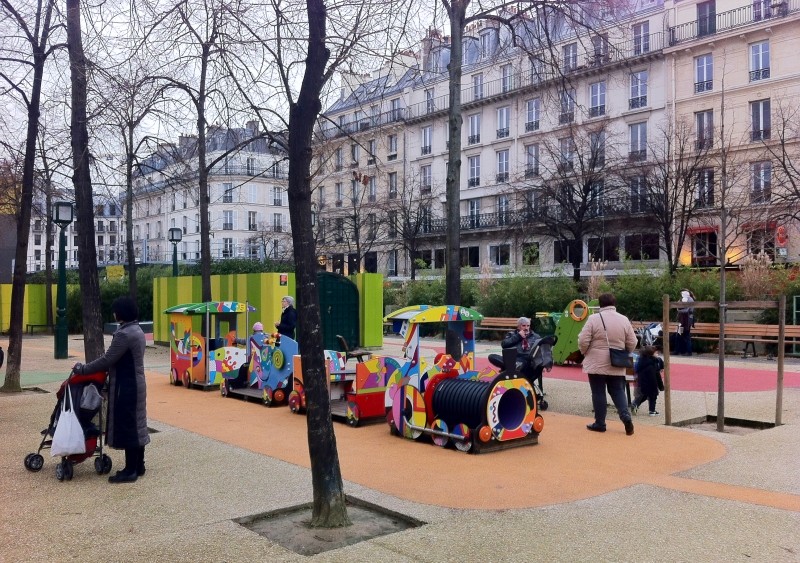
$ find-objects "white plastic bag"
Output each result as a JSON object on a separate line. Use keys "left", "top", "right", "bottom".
{"left": 51, "top": 386, "right": 86, "bottom": 457}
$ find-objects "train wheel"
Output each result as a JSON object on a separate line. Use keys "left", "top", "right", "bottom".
{"left": 452, "top": 424, "right": 472, "bottom": 452}
{"left": 430, "top": 419, "right": 449, "bottom": 447}
{"left": 169, "top": 368, "right": 178, "bottom": 385}
{"left": 478, "top": 425, "right": 493, "bottom": 443}
{"left": 533, "top": 415, "right": 545, "bottom": 434}
{"left": 273, "top": 389, "right": 286, "bottom": 404}
{"left": 346, "top": 402, "right": 361, "bottom": 427}
{"left": 182, "top": 371, "right": 191, "bottom": 389}
{"left": 262, "top": 387, "right": 273, "bottom": 407}
{"left": 288, "top": 391, "right": 302, "bottom": 413}
{"left": 220, "top": 379, "right": 229, "bottom": 397}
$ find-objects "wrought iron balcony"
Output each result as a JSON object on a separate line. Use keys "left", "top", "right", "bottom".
{"left": 468, "top": 177, "right": 480, "bottom": 187}
{"left": 525, "top": 166, "right": 539, "bottom": 179}
{"left": 525, "top": 120, "right": 539, "bottom": 132}
{"left": 589, "top": 105, "right": 605, "bottom": 117}
{"left": 695, "top": 137, "right": 713, "bottom": 151}
{"left": 750, "top": 68, "right": 770, "bottom": 81}
{"left": 629, "top": 150, "right": 647, "bottom": 162}
{"left": 468, "top": 134, "right": 481, "bottom": 145}
{"left": 695, "top": 81, "right": 713, "bottom": 94}
{"left": 559, "top": 112, "right": 574, "bottom": 124}
{"left": 669, "top": 1, "right": 795, "bottom": 46}
{"left": 496, "top": 172, "right": 509, "bottom": 183}
{"left": 629, "top": 96, "right": 647, "bottom": 110}
{"left": 421, "top": 145, "right": 431, "bottom": 155}
{"left": 497, "top": 128, "right": 509, "bottom": 139}
{"left": 752, "top": 129, "right": 771, "bottom": 142}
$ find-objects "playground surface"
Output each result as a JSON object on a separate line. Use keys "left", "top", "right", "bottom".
{"left": 1, "top": 333, "right": 799, "bottom": 561}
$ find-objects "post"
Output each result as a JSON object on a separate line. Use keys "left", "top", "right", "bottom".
{"left": 54, "top": 224, "right": 68, "bottom": 359}
{"left": 776, "top": 295, "right": 785, "bottom": 426}
{"left": 662, "top": 293, "right": 671, "bottom": 426}
{"left": 172, "top": 242, "right": 179, "bottom": 277}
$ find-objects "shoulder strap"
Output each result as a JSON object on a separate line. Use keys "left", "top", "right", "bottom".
{"left": 598, "top": 312, "right": 611, "bottom": 348}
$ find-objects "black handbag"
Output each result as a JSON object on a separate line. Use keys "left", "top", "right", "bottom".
{"left": 599, "top": 312, "right": 633, "bottom": 369}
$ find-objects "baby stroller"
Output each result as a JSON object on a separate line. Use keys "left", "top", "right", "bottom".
{"left": 24, "top": 370, "right": 113, "bottom": 481}
{"left": 636, "top": 322, "right": 663, "bottom": 349}
{"left": 488, "top": 335, "right": 556, "bottom": 411}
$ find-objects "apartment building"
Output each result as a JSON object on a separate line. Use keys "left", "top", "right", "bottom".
{"left": 128, "top": 123, "right": 292, "bottom": 264}
{"left": 314, "top": 0, "right": 800, "bottom": 279}
{"left": 664, "top": 0, "right": 800, "bottom": 266}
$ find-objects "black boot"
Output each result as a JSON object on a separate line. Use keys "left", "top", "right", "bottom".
{"left": 137, "top": 446, "right": 146, "bottom": 476}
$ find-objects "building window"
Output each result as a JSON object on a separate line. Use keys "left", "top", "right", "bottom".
{"left": 350, "top": 143, "right": 359, "bottom": 164}
{"left": 388, "top": 172, "right": 397, "bottom": 199}
{"left": 472, "top": 73, "right": 483, "bottom": 100}
{"left": 425, "top": 88, "right": 435, "bottom": 113}
{"left": 421, "top": 126, "right": 432, "bottom": 155}
{"left": 753, "top": 0, "right": 778, "bottom": 21}
{"left": 272, "top": 186, "right": 283, "bottom": 206}
{"left": 489, "top": 244, "right": 510, "bottom": 265}
{"left": 562, "top": 42, "right": 577, "bottom": 72}
{"left": 559, "top": 89, "right": 575, "bottom": 124}
{"left": 335, "top": 182, "right": 343, "bottom": 207}
{"left": 335, "top": 217, "right": 344, "bottom": 242}
{"left": 368, "top": 176, "right": 377, "bottom": 201}
{"left": 525, "top": 144, "right": 539, "bottom": 178}
{"left": 468, "top": 113, "right": 481, "bottom": 144}
{"left": 697, "top": 1, "right": 716, "bottom": 36}
{"left": 467, "top": 199, "right": 481, "bottom": 229}
{"left": 629, "top": 70, "right": 648, "bottom": 109}
{"left": 750, "top": 41, "right": 770, "bottom": 81}
{"left": 553, "top": 240, "right": 577, "bottom": 264}
{"left": 421, "top": 165, "right": 432, "bottom": 194}
{"left": 318, "top": 185, "right": 325, "bottom": 209}
{"left": 387, "top": 250, "right": 398, "bottom": 276}
{"left": 695, "top": 54, "right": 713, "bottom": 93}
{"left": 747, "top": 227, "right": 776, "bottom": 260}
{"left": 497, "top": 195, "right": 509, "bottom": 226}
{"left": 589, "top": 81, "right": 606, "bottom": 117}
{"left": 695, "top": 168, "right": 715, "bottom": 207}
{"left": 589, "top": 181, "right": 605, "bottom": 217}
{"left": 195, "top": 214, "right": 200, "bottom": 233}
{"left": 388, "top": 134, "right": 397, "bottom": 159}
{"left": 248, "top": 211, "right": 257, "bottom": 231}
{"left": 367, "top": 139, "right": 376, "bottom": 164}
{"left": 559, "top": 137, "right": 575, "bottom": 171}
{"left": 460, "top": 246, "right": 480, "bottom": 267}
{"left": 629, "top": 122, "right": 647, "bottom": 161}
{"left": 633, "top": 21, "right": 650, "bottom": 55}
{"left": 591, "top": 34, "right": 609, "bottom": 65}
{"left": 496, "top": 150, "right": 509, "bottom": 183}
{"left": 525, "top": 98, "right": 540, "bottom": 131}
{"left": 588, "top": 236, "right": 619, "bottom": 262}
{"left": 390, "top": 98, "right": 402, "bottom": 121}
{"left": 693, "top": 231, "right": 718, "bottom": 266}
{"left": 590, "top": 131, "right": 605, "bottom": 168}
{"left": 388, "top": 211, "right": 397, "bottom": 239}
{"left": 222, "top": 183, "right": 233, "bottom": 203}
{"left": 522, "top": 242, "right": 539, "bottom": 265}
{"left": 501, "top": 64, "right": 513, "bottom": 92}
{"left": 246, "top": 157, "right": 256, "bottom": 175}
{"left": 222, "top": 237, "right": 234, "bottom": 258}
{"left": 468, "top": 156, "right": 480, "bottom": 187}
{"left": 624, "top": 233, "right": 659, "bottom": 260}
{"left": 750, "top": 99, "right": 771, "bottom": 141}
{"left": 530, "top": 55, "right": 545, "bottom": 83}
{"left": 223, "top": 210, "right": 233, "bottom": 230}
{"left": 497, "top": 106, "right": 510, "bottom": 138}
{"left": 421, "top": 206, "right": 432, "bottom": 233}
{"left": 751, "top": 161, "right": 772, "bottom": 203}
{"left": 480, "top": 30, "right": 494, "bottom": 58}
{"left": 351, "top": 179, "right": 359, "bottom": 204}
{"left": 367, "top": 213, "right": 377, "bottom": 239}
{"left": 695, "top": 110, "right": 714, "bottom": 150}
{"left": 335, "top": 148, "right": 343, "bottom": 170}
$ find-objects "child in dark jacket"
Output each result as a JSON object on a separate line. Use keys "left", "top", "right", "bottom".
{"left": 632, "top": 346, "right": 663, "bottom": 416}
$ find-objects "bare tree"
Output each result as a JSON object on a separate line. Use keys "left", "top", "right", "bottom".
{"left": 0, "top": 0, "right": 60, "bottom": 392}
{"left": 630, "top": 117, "right": 714, "bottom": 273}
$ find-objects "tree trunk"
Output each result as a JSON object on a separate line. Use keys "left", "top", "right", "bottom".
{"left": 1, "top": 0, "right": 56, "bottom": 393}
{"left": 198, "top": 47, "right": 212, "bottom": 303}
{"left": 125, "top": 127, "right": 138, "bottom": 299}
{"left": 67, "top": 0, "right": 104, "bottom": 361}
{"left": 288, "top": 0, "right": 349, "bottom": 528}
{"left": 45, "top": 188, "right": 54, "bottom": 325}
{"left": 445, "top": 1, "right": 468, "bottom": 358}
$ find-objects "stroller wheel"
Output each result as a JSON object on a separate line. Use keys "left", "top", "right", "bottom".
{"left": 101, "top": 454, "right": 113, "bottom": 474}
{"left": 55, "top": 461, "right": 65, "bottom": 481}
{"left": 63, "top": 461, "right": 74, "bottom": 481}
{"left": 24, "top": 453, "right": 44, "bottom": 472}
{"left": 538, "top": 400, "right": 549, "bottom": 411}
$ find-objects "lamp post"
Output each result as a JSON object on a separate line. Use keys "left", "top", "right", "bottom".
{"left": 168, "top": 227, "right": 182, "bottom": 276}
{"left": 53, "top": 201, "right": 73, "bottom": 359}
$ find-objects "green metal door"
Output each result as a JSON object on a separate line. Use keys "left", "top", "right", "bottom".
{"left": 317, "top": 271, "right": 359, "bottom": 351}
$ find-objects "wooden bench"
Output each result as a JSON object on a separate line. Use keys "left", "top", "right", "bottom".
{"left": 633, "top": 321, "right": 800, "bottom": 358}
{"left": 26, "top": 323, "right": 54, "bottom": 335}
{"left": 477, "top": 317, "right": 519, "bottom": 332}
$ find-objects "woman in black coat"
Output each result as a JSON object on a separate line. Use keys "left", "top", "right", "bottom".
{"left": 74, "top": 296, "right": 148, "bottom": 483}
{"left": 275, "top": 296, "right": 297, "bottom": 339}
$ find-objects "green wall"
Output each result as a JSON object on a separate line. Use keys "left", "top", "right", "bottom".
{"left": 0, "top": 284, "right": 69, "bottom": 333}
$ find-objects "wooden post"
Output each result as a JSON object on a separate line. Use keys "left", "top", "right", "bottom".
{"left": 663, "top": 294, "right": 671, "bottom": 426}
{"left": 776, "top": 295, "right": 785, "bottom": 426}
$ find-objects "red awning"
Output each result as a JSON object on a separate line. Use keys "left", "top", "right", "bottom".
{"left": 686, "top": 225, "right": 718, "bottom": 234}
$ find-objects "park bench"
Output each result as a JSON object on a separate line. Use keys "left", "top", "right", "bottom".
{"left": 26, "top": 323, "right": 54, "bottom": 335}
{"left": 632, "top": 321, "right": 800, "bottom": 358}
{"left": 477, "top": 317, "right": 519, "bottom": 333}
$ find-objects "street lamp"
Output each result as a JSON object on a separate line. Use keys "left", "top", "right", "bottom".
{"left": 53, "top": 201, "right": 73, "bottom": 359}
{"left": 168, "top": 227, "right": 182, "bottom": 276}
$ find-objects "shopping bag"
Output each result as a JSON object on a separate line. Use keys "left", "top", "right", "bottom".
{"left": 51, "top": 386, "right": 86, "bottom": 457}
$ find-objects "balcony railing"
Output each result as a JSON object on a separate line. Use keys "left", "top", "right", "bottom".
{"left": 694, "top": 80, "right": 713, "bottom": 93}
{"left": 416, "top": 195, "right": 653, "bottom": 235}
{"left": 559, "top": 112, "right": 574, "bottom": 124}
{"left": 752, "top": 129, "right": 771, "bottom": 142}
{"left": 669, "top": 1, "right": 796, "bottom": 46}
{"left": 421, "top": 145, "right": 431, "bottom": 155}
{"left": 525, "top": 166, "right": 539, "bottom": 179}
{"left": 525, "top": 120, "right": 539, "bottom": 132}
{"left": 750, "top": 68, "right": 770, "bottom": 81}
{"left": 497, "top": 128, "right": 509, "bottom": 139}
{"left": 468, "top": 134, "right": 480, "bottom": 145}
{"left": 402, "top": 32, "right": 665, "bottom": 121}
{"left": 629, "top": 96, "right": 647, "bottom": 110}
{"left": 695, "top": 138, "right": 713, "bottom": 151}
{"left": 629, "top": 150, "right": 647, "bottom": 162}
{"left": 750, "top": 188, "right": 772, "bottom": 204}
{"left": 212, "top": 164, "right": 288, "bottom": 180}
{"left": 468, "top": 177, "right": 480, "bottom": 187}
{"left": 589, "top": 105, "right": 605, "bottom": 117}
{"left": 496, "top": 172, "right": 509, "bottom": 182}
{"left": 316, "top": 108, "right": 406, "bottom": 140}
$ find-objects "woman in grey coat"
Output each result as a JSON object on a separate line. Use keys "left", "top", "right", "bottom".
{"left": 74, "top": 296, "right": 149, "bottom": 483}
